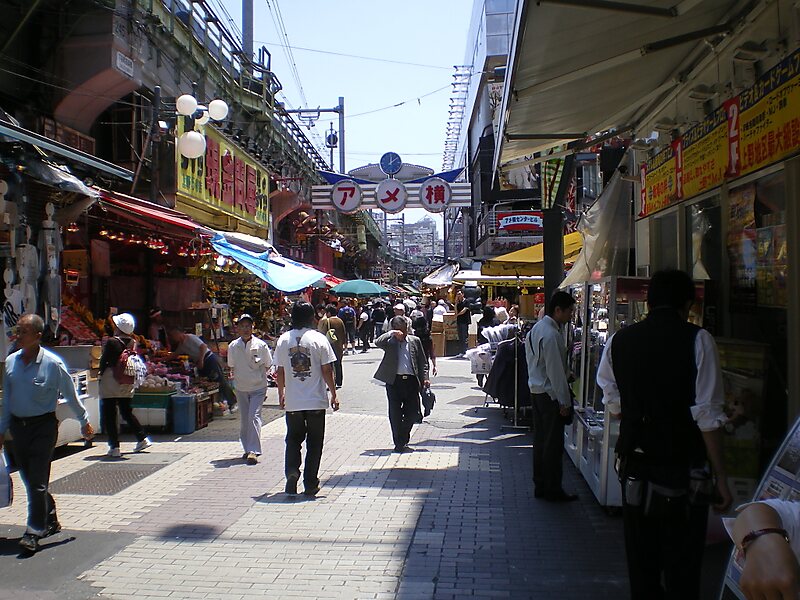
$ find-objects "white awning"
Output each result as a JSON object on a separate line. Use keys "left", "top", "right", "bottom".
{"left": 494, "top": 0, "right": 763, "bottom": 174}
{"left": 452, "top": 270, "right": 543, "bottom": 286}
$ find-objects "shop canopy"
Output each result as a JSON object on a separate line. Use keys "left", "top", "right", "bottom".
{"left": 422, "top": 262, "right": 460, "bottom": 288}
{"left": 453, "top": 270, "right": 544, "bottom": 287}
{"left": 481, "top": 232, "right": 583, "bottom": 277}
{"left": 98, "top": 190, "right": 209, "bottom": 235}
{"left": 211, "top": 233, "right": 326, "bottom": 293}
{"left": 493, "top": 0, "right": 748, "bottom": 175}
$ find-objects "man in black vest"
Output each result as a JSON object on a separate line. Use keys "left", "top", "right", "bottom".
{"left": 597, "top": 270, "right": 732, "bottom": 600}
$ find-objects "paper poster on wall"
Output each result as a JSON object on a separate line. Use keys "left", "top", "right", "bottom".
{"left": 727, "top": 185, "right": 757, "bottom": 311}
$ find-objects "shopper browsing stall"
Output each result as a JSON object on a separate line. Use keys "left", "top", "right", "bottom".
{"left": 167, "top": 328, "right": 237, "bottom": 413}
{"left": 227, "top": 314, "right": 272, "bottom": 465}
{"left": 100, "top": 313, "right": 152, "bottom": 458}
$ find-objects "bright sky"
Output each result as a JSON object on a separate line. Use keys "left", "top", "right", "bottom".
{"left": 216, "top": 0, "right": 474, "bottom": 232}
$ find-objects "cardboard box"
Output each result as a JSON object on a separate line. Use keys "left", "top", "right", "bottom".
{"left": 468, "top": 333, "right": 477, "bottom": 349}
{"left": 431, "top": 332, "right": 446, "bottom": 358}
{"left": 443, "top": 313, "right": 458, "bottom": 341}
{"left": 431, "top": 319, "right": 445, "bottom": 333}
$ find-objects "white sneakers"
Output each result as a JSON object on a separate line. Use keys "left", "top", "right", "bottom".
{"left": 106, "top": 447, "right": 121, "bottom": 458}
{"left": 134, "top": 438, "right": 153, "bottom": 453}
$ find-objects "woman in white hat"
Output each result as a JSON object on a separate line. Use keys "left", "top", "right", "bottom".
{"left": 99, "top": 313, "right": 152, "bottom": 458}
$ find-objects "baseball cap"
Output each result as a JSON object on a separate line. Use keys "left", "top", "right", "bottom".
{"left": 238, "top": 313, "right": 254, "bottom": 323}
{"left": 394, "top": 303, "right": 406, "bottom": 312}
{"left": 112, "top": 313, "right": 136, "bottom": 335}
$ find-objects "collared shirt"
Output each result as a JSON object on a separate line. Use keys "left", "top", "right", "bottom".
{"left": 1, "top": 346, "right": 89, "bottom": 434}
{"left": 227, "top": 335, "right": 273, "bottom": 392}
{"left": 596, "top": 328, "right": 726, "bottom": 432}
{"left": 396, "top": 339, "right": 414, "bottom": 375}
{"left": 525, "top": 315, "right": 571, "bottom": 407}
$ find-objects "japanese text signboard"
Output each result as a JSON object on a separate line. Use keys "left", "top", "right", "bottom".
{"left": 376, "top": 179, "right": 407, "bottom": 213}
{"left": 176, "top": 123, "right": 269, "bottom": 227}
{"left": 331, "top": 179, "right": 363, "bottom": 213}
{"left": 496, "top": 211, "right": 543, "bottom": 233}
{"left": 641, "top": 48, "right": 800, "bottom": 218}
{"left": 418, "top": 177, "right": 451, "bottom": 213}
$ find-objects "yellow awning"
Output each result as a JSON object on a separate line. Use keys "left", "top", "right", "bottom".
{"left": 481, "top": 232, "right": 583, "bottom": 276}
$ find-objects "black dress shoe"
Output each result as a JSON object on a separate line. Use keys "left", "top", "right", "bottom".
{"left": 546, "top": 491, "right": 579, "bottom": 502}
{"left": 400, "top": 445, "right": 415, "bottom": 453}
{"left": 392, "top": 447, "right": 404, "bottom": 453}
{"left": 44, "top": 521, "right": 62, "bottom": 537}
{"left": 303, "top": 484, "right": 320, "bottom": 497}
{"left": 285, "top": 474, "right": 299, "bottom": 495}
{"left": 19, "top": 533, "right": 40, "bottom": 553}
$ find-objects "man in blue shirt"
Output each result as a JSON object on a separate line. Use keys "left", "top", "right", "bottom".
{"left": 0, "top": 314, "right": 93, "bottom": 553}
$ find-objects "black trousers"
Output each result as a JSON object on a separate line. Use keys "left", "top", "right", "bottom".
{"left": 386, "top": 376, "right": 420, "bottom": 449}
{"left": 285, "top": 410, "right": 326, "bottom": 488}
{"left": 8, "top": 413, "right": 59, "bottom": 536}
{"left": 622, "top": 484, "right": 708, "bottom": 599}
{"left": 359, "top": 327, "right": 370, "bottom": 350}
{"left": 101, "top": 397, "right": 146, "bottom": 448}
{"left": 332, "top": 358, "right": 343, "bottom": 387}
{"left": 531, "top": 393, "right": 564, "bottom": 496}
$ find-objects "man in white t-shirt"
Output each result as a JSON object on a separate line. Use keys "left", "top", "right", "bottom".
{"left": 275, "top": 302, "right": 338, "bottom": 496}
{"left": 227, "top": 314, "right": 273, "bottom": 465}
{"left": 358, "top": 306, "right": 371, "bottom": 353}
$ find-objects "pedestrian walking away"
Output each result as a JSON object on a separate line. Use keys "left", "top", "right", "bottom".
{"left": 338, "top": 300, "right": 357, "bottom": 354}
{"left": 275, "top": 302, "right": 339, "bottom": 497}
{"left": 525, "top": 291, "right": 578, "bottom": 502}
{"left": 455, "top": 290, "right": 471, "bottom": 357}
{"left": 374, "top": 316, "right": 430, "bottom": 453}
{"left": 227, "top": 314, "right": 273, "bottom": 465}
{"left": 596, "top": 270, "right": 732, "bottom": 600}
{"left": 318, "top": 304, "right": 346, "bottom": 388}
{"left": 0, "top": 314, "right": 94, "bottom": 553}
{"left": 371, "top": 301, "right": 386, "bottom": 339}
{"left": 358, "top": 304, "right": 371, "bottom": 352}
{"left": 99, "top": 312, "right": 152, "bottom": 458}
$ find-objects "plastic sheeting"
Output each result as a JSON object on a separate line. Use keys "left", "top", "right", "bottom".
{"left": 211, "top": 233, "right": 325, "bottom": 293}
{"left": 560, "top": 153, "right": 634, "bottom": 288}
{"left": 422, "top": 262, "right": 459, "bottom": 287}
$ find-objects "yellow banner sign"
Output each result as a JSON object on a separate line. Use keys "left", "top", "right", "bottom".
{"left": 176, "top": 123, "right": 270, "bottom": 227}
{"left": 641, "top": 48, "right": 800, "bottom": 218}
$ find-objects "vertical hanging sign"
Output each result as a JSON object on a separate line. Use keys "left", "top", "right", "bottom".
{"left": 725, "top": 96, "right": 741, "bottom": 178}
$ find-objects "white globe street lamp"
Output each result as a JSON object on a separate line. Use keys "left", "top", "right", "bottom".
{"left": 208, "top": 99, "right": 229, "bottom": 121}
{"left": 176, "top": 94, "right": 198, "bottom": 116}
{"left": 178, "top": 131, "right": 206, "bottom": 159}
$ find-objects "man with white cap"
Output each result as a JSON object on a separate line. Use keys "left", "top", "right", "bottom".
{"left": 100, "top": 312, "right": 152, "bottom": 459}
{"left": 393, "top": 303, "right": 413, "bottom": 330}
{"left": 227, "top": 314, "right": 272, "bottom": 464}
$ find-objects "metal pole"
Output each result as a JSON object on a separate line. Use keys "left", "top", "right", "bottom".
{"left": 242, "top": 0, "right": 254, "bottom": 69}
{"left": 338, "top": 96, "right": 345, "bottom": 174}
{"left": 150, "top": 86, "right": 162, "bottom": 205}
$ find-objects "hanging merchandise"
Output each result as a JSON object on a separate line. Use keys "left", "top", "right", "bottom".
{"left": 15, "top": 225, "right": 38, "bottom": 314}
{"left": 1, "top": 267, "right": 23, "bottom": 361}
{"left": 38, "top": 203, "right": 63, "bottom": 335}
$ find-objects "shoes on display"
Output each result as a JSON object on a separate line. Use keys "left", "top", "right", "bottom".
{"left": 303, "top": 484, "right": 320, "bottom": 497}
{"left": 107, "top": 447, "right": 121, "bottom": 458}
{"left": 134, "top": 438, "right": 153, "bottom": 453}
{"left": 18, "top": 533, "right": 40, "bottom": 553}
{"left": 246, "top": 452, "right": 258, "bottom": 465}
{"left": 285, "top": 474, "right": 299, "bottom": 495}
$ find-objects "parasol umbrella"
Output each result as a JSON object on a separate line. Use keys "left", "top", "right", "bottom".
{"left": 330, "top": 279, "right": 390, "bottom": 298}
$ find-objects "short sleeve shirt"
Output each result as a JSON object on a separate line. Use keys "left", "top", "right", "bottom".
{"left": 227, "top": 335, "right": 273, "bottom": 392}
{"left": 175, "top": 334, "right": 206, "bottom": 362}
{"left": 275, "top": 328, "right": 337, "bottom": 411}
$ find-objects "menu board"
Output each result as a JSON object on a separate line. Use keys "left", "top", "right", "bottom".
{"left": 719, "top": 417, "right": 800, "bottom": 599}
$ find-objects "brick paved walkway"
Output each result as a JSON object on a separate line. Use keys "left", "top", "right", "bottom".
{"left": 0, "top": 354, "right": 633, "bottom": 599}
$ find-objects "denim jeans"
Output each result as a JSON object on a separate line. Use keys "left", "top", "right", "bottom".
{"left": 9, "top": 413, "right": 59, "bottom": 536}
{"left": 198, "top": 352, "right": 236, "bottom": 408}
{"left": 285, "top": 410, "right": 326, "bottom": 489}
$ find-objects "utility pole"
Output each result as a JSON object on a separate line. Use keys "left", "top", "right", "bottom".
{"left": 284, "top": 98, "right": 345, "bottom": 173}
{"left": 149, "top": 86, "right": 162, "bottom": 205}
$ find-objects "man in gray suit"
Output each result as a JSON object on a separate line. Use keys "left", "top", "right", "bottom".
{"left": 374, "top": 316, "right": 430, "bottom": 453}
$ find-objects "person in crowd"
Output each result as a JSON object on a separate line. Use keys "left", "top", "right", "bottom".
{"left": 393, "top": 303, "right": 413, "bottom": 329}
{"left": 147, "top": 307, "right": 168, "bottom": 349}
{"left": 0, "top": 314, "right": 94, "bottom": 553}
{"left": 433, "top": 299, "right": 449, "bottom": 317}
{"left": 733, "top": 499, "right": 799, "bottom": 600}
{"left": 168, "top": 328, "right": 237, "bottom": 413}
{"left": 455, "top": 290, "right": 471, "bottom": 357}
{"left": 100, "top": 313, "right": 152, "bottom": 458}
{"left": 318, "top": 304, "right": 346, "bottom": 388}
{"left": 495, "top": 306, "right": 510, "bottom": 324}
{"left": 374, "top": 316, "right": 429, "bottom": 453}
{"left": 508, "top": 305, "right": 520, "bottom": 324}
{"left": 337, "top": 299, "right": 357, "bottom": 355}
{"left": 357, "top": 303, "right": 371, "bottom": 353}
{"left": 274, "top": 302, "right": 338, "bottom": 497}
{"left": 525, "top": 291, "right": 578, "bottom": 503}
{"left": 596, "top": 269, "right": 732, "bottom": 600}
{"left": 371, "top": 301, "right": 387, "bottom": 339}
{"left": 227, "top": 314, "right": 272, "bottom": 465}
{"left": 314, "top": 304, "right": 327, "bottom": 329}
{"left": 412, "top": 315, "right": 437, "bottom": 377}
{"left": 476, "top": 306, "right": 500, "bottom": 387}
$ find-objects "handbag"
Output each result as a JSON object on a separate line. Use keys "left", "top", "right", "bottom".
{"left": 0, "top": 451, "right": 13, "bottom": 509}
{"left": 421, "top": 385, "right": 436, "bottom": 417}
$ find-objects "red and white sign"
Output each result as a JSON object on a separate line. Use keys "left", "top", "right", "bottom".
{"left": 419, "top": 177, "right": 451, "bottom": 213}
{"left": 724, "top": 96, "right": 741, "bottom": 177}
{"left": 376, "top": 179, "right": 407, "bottom": 213}
{"left": 496, "top": 211, "right": 543, "bottom": 232}
{"left": 331, "top": 179, "right": 363, "bottom": 214}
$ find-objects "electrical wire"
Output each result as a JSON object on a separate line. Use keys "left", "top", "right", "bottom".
{"left": 346, "top": 84, "right": 452, "bottom": 119}
{"left": 252, "top": 40, "right": 452, "bottom": 71}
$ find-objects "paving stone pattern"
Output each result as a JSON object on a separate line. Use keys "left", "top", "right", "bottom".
{"left": 0, "top": 353, "right": 634, "bottom": 599}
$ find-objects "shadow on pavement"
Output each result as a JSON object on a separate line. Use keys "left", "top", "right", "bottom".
{"left": 210, "top": 457, "right": 248, "bottom": 469}
{"left": 256, "top": 492, "right": 320, "bottom": 504}
{"left": 156, "top": 523, "right": 222, "bottom": 540}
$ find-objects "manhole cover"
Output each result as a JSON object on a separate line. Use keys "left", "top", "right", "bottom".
{"left": 51, "top": 462, "right": 169, "bottom": 495}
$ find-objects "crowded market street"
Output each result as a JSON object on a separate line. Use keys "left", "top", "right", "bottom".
{"left": 0, "top": 350, "right": 733, "bottom": 600}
